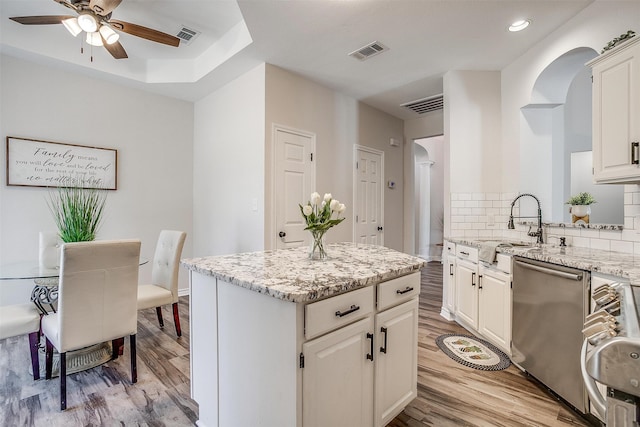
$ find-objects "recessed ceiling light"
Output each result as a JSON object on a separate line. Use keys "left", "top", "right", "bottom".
{"left": 509, "top": 19, "right": 531, "bottom": 32}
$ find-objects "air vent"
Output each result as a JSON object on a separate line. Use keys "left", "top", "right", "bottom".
{"left": 348, "top": 41, "right": 388, "bottom": 61}
{"left": 401, "top": 94, "right": 444, "bottom": 114}
{"left": 176, "top": 26, "right": 201, "bottom": 45}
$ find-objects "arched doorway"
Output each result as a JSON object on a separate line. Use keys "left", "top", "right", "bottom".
{"left": 414, "top": 136, "right": 444, "bottom": 260}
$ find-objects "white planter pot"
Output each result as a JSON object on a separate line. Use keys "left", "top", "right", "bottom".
{"left": 571, "top": 205, "right": 591, "bottom": 217}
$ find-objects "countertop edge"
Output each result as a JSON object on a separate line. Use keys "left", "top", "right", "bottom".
{"left": 446, "top": 237, "right": 639, "bottom": 284}
{"left": 181, "top": 244, "right": 426, "bottom": 303}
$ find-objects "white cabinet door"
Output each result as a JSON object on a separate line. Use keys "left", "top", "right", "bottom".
{"left": 374, "top": 298, "right": 418, "bottom": 427}
{"left": 590, "top": 37, "right": 640, "bottom": 183}
{"left": 446, "top": 256, "right": 456, "bottom": 314}
{"left": 441, "top": 252, "right": 456, "bottom": 320}
{"left": 302, "top": 316, "right": 374, "bottom": 427}
{"left": 455, "top": 258, "right": 478, "bottom": 329}
{"left": 478, "top": 268, "right": 511, "bottom": 354}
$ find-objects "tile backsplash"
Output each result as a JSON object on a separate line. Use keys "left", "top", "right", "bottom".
{"left": 449, "top": 185, "right": 640, "bottom": 255}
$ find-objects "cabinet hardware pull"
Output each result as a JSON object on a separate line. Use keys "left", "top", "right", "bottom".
{"left": 380, "top": 327, "right": 388, "bottom": 353}
{"left": 449, "top": 264, "right": 453, "bottom": 276}
{"left": 472, "top": 272, "right": 476, "bottom": 286}
{"left": 366, "top": 333, "right": 374, "bottom": 361}
{"left": 396, "top": 287, "right": 414, "bottom": 295}
{"left": 460, "top": 251, "right": 469, "bottom": 256}
{"left": 633, "top": 142, "right": 640, "bottom": 165}
{"left": 335, "top": 304, "right": 360, "bottom": 317}
{"left": 479, "top": 275, "right": 483, "bottom": 290}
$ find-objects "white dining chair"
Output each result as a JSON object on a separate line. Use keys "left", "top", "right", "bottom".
{"left": 0, "top": 303, "right": 42, "bottom": 380}
{"left": 41, "top": 239, "right": 141, "bottom": 410}
{"left": 137, "top": 230, "right": 186, "bottom": 337}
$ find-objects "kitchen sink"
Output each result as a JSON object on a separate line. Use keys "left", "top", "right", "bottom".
{"left": 476, "top": 239, "right": 535, "bottom": 248}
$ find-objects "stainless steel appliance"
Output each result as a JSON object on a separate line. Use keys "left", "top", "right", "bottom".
{"left": 512, "top": 257, "right": 590, "bottom": 413}
{"left": 582, "top": 281, "right": 640, "bottom": 426}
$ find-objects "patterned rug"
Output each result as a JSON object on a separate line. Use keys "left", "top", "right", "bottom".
{"left": 435, "top": 334, "right": 511, "bottom": 371}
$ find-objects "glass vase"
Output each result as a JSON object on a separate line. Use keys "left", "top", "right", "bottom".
{"left": 309, "top": 229, "right": 328, "bottom": 260}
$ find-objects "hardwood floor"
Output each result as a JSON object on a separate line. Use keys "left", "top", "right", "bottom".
{"left": 0, "top": 262, "right": 596, "bottom": 426}
{"left": 387, "top": 262, "right": 594, "bottom": 427}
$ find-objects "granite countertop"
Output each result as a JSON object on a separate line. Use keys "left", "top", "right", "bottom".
{"left": 448, "top": 237, "right": 640, "bottom": 285}
{"left": 181, "top": 242, "right": 426, "bottom": 303}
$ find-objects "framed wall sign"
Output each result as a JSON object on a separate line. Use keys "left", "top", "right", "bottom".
{"left": 6, "top": 136, "right": 117, "bottom": 190}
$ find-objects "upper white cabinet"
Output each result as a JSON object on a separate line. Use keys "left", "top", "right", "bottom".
{"left": 589, "top": 37, "right": 640, "bottom": 183}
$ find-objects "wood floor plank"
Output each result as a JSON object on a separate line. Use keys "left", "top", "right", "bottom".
{"left": 0, "top": 263, "right": 597, "bottom": 426}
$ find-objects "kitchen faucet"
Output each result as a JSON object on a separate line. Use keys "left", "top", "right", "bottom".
{"left": 507, "top": 193, "right": 544, "bottom": 244}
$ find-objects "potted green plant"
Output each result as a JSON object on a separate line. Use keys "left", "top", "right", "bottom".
{"left": 566, "top": 192, "right": 596, "bottom": 221}
{"left": 47, "top": 185, "right": 107, "bottom": 242}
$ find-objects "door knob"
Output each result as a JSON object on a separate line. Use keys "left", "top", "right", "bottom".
{"left": 278, "top": 231, "right": 286, "bottom": 238}
{"left": 377, "top": 226, "right": 383, "bottom": 231}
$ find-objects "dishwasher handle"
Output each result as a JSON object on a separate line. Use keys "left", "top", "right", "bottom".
{"left": 514, "top": 259, "right": 583, "bottom": 281}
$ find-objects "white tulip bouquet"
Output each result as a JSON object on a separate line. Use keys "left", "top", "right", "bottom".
{"left": 299, "top": 192, "right": 346, "bottom": 259}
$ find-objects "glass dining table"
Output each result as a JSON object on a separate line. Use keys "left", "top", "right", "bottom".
{"left": 0, "top": 258, "right": 148, "bottom": 377}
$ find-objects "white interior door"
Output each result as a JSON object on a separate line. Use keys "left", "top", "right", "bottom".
{"left": 274, "top": 126, "right": 315, "bottom": 249}
{"left": 354, "top": 146, "right": 384, "bottom": 245}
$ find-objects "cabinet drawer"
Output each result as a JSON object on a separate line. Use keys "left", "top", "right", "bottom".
{"left": 305, "top": 286, "right": 374, "bottom": 340}
{"left": 496, "top": 253, "right": 511, "bottom": 274}
{"left": 377, "top": 272, "right": 420, "bottom": 311}
{"left": 456, "top": 245, "right": 478, "bottom": 263}
{"left": 445, "top": 241, "right": 456, "bottom": 255}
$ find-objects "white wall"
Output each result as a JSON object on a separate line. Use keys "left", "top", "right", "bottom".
{"left": 0, "top": 54, "right": 194, "bottom": 305}
{"left": 264, "top": 65, "right": 356, "bottom": 247}
{"left": 357, "top": 103, "right": 405, "bottom": 251}
{"left": 193, "top": 63, "right": 266, "bottom": 257}
{"left": 445, "top": 70, "right": 502, "bottom": 193}
{"left": 264, "top": 65, "right": 405, "bottom": 251}
{"left": 501, "top": 1, "right": 640, "bottom": 190}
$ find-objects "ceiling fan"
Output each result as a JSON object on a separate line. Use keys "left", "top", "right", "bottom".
{"left": 9, "top": 0, "right": 180, "bottom": 60}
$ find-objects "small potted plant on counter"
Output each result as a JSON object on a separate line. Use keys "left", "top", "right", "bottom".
{"left": 566, "top": 192, "right": 596, "bottom": 223}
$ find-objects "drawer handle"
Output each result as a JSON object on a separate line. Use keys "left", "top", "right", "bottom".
{"left": 460, "top": 251, "right": 469, "bottom": 256}
{"left": 396, "top": 287, "right": 414, "bottom": 295}
{"left": 366, "top": 333, "right": 374, "bottom": 361}
{"left": 335, "top": 304, "right": 360, "bottom": 318}
{"left": 380, "top": 327, "right": 388, "bottom": 354}
{"left": 472, "top": 272, "right": 476, "bottom": 287}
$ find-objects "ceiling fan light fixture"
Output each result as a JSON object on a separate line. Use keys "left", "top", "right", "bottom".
{"left": 77, "top": 12, "right": 98, "bottom": 33}
{"left": 86, "top": 31, "right": 103, "bottom": 47}
{"left": 62, "top": 17, "right": 81, "bottom": 37}
{"left": 99, "top": 25, "right": 119, "bottom": 44}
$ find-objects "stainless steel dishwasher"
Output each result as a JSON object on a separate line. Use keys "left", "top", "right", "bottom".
{"left": 512, "top": 256, "right": 590, "bottom": 414}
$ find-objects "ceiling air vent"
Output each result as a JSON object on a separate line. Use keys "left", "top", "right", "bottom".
{"left": 401, "top": 94, "right": 444, "bottom": 114}
{"left": 348, "top": 41, "right": 388, "bottom": 61}
{"left": 176, "top": 26, "right": 201, "bottom": 45}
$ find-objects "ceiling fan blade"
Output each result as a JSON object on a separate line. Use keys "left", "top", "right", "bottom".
{"left": 102, "top": 38, "right": 128, "bottom": 59}
{"left": 53, "top": 0, "right": 80, "bottom": 12}
{"left": 89, "top": 0, "right": 122, "bottom": 16}
{"left": 9, "top": 15, "right": 74, "bottom": 25}
{"left": 109, "top": 20, "right": 180, "bottom": 47}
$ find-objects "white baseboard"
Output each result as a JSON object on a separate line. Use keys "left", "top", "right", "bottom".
{"left": 440, "top": 308, "right": 455, "bottom": 321}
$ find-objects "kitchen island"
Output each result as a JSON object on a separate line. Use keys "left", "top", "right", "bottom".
{"left": 181, "top": 243, "right": 425, "bottom": 427}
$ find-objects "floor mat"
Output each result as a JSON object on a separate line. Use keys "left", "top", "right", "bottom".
{"left": 435, "top": 333, "right": 511, "bottom": 371}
